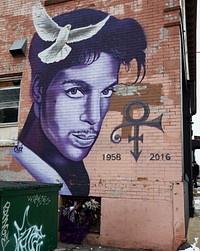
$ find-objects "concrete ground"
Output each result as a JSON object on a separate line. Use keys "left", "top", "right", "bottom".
{"left": 55, "top": 243, "right": 151, "bottom": 251}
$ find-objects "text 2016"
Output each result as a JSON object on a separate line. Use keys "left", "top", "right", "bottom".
{"left": 149, "top": 153, "right": 171, "bottom": 161}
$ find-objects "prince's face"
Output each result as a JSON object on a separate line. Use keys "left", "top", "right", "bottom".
{"left": 38, "top": 53, "right": 119, "bottom": 161}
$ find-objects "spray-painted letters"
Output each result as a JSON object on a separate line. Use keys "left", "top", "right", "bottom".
{"left": 1, "top": 201, "right": 10, "bottom": 251}
{"left": 14, "top": 206, "right": 45, "bottom": 251}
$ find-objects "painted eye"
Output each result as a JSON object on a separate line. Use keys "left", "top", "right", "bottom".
{"left": 101, "top": 88, "right": 114, "bottom": 98}
{"left": 65, "top": 88, "right": 84, "bottom": 98}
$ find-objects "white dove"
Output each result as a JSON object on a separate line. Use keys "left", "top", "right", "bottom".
{"left": 32, "top": 3, "right": 110, "bottom": 64}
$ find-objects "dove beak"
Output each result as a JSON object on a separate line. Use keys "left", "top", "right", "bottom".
{"left": 61, "top": 40, "right": 67, "bottom": 45}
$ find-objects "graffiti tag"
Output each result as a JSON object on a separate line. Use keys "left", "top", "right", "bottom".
{"left": 111, "top": 100, "right": 164, "bottom": 162}
{"left": 1, "top": 201, "right": 10, "bottom": 251}
{"left": 14, "top": 143, "right": 23, "bottom": 153}
{"left": 27, "top": 194, "right": 51, "bottom": 207}
{"left": 14, "top": 206, "right": 45, "bottom": 251}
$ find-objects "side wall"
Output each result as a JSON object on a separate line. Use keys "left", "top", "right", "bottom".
{"left": 0, "top": 0, "right": 185, "bottom": 250}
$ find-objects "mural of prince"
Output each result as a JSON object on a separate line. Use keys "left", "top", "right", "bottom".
{"left": 11, "top": 3, "right": 147, "bottom": 196}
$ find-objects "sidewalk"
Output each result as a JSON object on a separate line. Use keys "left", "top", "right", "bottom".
{"left": 187, "top": 185, "right": 200, "bottom": 249}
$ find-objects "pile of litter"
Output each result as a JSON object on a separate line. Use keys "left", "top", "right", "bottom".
{"left": 177, "top": 238, "right": 200, "bottom": 251}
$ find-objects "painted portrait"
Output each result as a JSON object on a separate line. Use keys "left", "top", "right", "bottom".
{"left": 11, "top": 3, "right": 147, "bottom": 195}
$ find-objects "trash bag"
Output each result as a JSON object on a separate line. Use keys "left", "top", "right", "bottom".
{"left": 59, "top": 208, "right": 92, "bottom": 244}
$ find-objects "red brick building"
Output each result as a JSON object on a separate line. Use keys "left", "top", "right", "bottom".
{"left": 0, "top": 0, "right": 197, "bottom": 250}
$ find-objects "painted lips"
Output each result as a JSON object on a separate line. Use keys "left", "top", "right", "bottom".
{"left": 72, "top": 131, "right": 98, "bottom": 148}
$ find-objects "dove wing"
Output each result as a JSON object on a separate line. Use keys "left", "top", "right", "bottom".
{"left": 38, "top": 43, "right": 72, "bottom": 64}
{"left": 68, "top": 15, "right": 110, "bottom": 43}
{"left": 32, "top": 3, "right": 61, "bottom": 41}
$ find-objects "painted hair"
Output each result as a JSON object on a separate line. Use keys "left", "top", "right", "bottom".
{"left": 29, "top": 8, "right": 147, "bottom": 92}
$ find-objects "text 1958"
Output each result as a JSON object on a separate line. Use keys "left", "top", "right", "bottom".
{"left": 103, "top": 153, "right": 121, "bottom": 161}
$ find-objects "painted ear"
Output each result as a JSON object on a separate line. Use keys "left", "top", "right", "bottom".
{"left": 32, "top": 75, "right": 43, "bottom": 119}
{"left": 32, "top": 75, "right": 43, "bottom": 103}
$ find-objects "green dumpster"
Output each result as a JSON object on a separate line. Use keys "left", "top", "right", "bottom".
{"left": 0, "top": 181, "right": 62, "bottom": 251}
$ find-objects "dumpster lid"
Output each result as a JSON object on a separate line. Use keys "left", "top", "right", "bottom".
{"left": 0, "top": 181, "right": 62, "bottom": 191}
